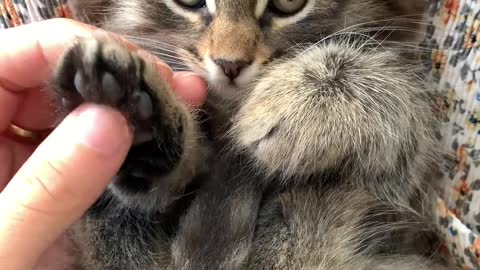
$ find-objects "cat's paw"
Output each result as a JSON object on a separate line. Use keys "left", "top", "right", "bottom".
{"left": 51, "top": 36, "right": 197, "bottom": 211}
{"left": 52, "top": 36, "right": 162, "bottom": 144}
{"left": 232, "top": 43, "right": 430, "bottom": 183}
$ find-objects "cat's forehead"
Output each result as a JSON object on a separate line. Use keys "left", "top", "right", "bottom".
{"left": 215, "top": 0, "right": 256, "bottom": 9}
{"left": 212, "top": 0, "right": 260, "bottom": 16}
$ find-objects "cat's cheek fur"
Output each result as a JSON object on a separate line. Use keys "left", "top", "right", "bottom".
{"left": 232, "top": 42, "right": 435, "bottom": 181}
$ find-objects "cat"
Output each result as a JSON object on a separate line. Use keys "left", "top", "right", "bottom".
{"left": 49, "top": 0, "right": 448, "bottom": 269}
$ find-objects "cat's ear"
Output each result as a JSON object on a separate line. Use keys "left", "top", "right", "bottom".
{"left": 68, "top": 0, "right": 112, "bottom": 25}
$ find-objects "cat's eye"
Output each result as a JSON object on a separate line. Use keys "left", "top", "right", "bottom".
{"left": 175, "top": 0, "right": 206, "bottom": 9}
{"left": 269, "top": 0, "right": 307, "bottom": 16}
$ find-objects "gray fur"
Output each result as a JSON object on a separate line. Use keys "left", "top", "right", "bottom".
{"left": 50, "top": 0, "right": 449, "bottom": 269}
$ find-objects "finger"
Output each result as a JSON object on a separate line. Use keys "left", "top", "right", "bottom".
{"left": 0, "top": 138, "right": 33, "bottom": 192}
{"left": 0, "top": 19, "right": 178, "bottom": 132}
{"left": 0, "top": 19, "right": 175, "bottom": 91}
{"left": 172, "top": 72, "right": 208, "bottom": 107}
{"left": 0, "top": 136, "right": 38, "bottom": 191}
{"left": 0, "top": 142, "right": 13, "bottom": 192}
{"left": 0, "top": 18, "right": 94, "bottom": 133}
{"left": 0, "top": 18, "right": 96, "bottom": 91}
{"left": 11, "top": 89, "right": 55, "bottom": 131}
{"left": 0, "top": 87, "right": 21, "bottom": 132}
{"left": 0, "top": 104, "right": 132, "bottom": 270}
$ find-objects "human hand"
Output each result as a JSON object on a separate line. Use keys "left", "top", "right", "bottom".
{"left": 0, "top": 18, "right": 207, "bottom": 270}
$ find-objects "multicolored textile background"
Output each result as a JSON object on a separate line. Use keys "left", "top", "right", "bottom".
{"left": 2, "top": 0, "right": 480, "bottom": 268}
{"left": 0, "top": 0, "right": 71, "bottom": 28}
{"left": 426, "top": 0, "right": 480, "bottom": 268}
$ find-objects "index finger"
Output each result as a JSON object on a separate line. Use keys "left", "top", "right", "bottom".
{"left": 0, "top": 18, "right": 96, "bottom": 91}
{"left": 0, "top": 18, "right": 174, "bottom": 91}
{"left": 0, "top": 19, "right": 175, "bottom": 131}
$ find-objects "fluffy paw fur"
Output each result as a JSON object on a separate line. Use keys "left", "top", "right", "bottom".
{"left": 232, "top": 41, "right": 437, "bottom": 204}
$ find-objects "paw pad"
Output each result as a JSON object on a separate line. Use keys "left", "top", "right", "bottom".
{"left": 53, "top": 38, "right": 159, "bottom": 144}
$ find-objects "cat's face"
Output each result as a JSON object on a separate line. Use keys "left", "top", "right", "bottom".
{"left": 162, "top": 0, "right": 324, "bottom": 99}
{"left": 78, "top": 0, "right": 425, "bottom": 99}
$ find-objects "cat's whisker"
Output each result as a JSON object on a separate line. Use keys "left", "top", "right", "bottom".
{"left": 124, "top": 35, "right": 184, "bottom": 49}
{"left": 309, "top": 16, "right": 431, "bottom": 51}
{"left": 338, "top": 15, "right": 432, "bottom": 29}
{"left": 146, "top": 52, "right": 187, "bottom": 63}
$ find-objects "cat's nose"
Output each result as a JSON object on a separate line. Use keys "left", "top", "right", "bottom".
{"left": 214, "top": 59, "right": 249, "bottom": 81}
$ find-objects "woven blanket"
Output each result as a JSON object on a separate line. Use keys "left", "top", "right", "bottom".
{"left": 1, "top": 0, "right": 479, "bottom": 269}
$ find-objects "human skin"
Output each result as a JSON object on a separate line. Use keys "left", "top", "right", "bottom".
{"left": 0, "top": 18, "right": 207, "bottom": 270}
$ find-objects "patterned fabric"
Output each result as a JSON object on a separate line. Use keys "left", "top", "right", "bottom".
{"left": 425, "top": 0, "right": 480, "bottom": 269}
{"left": 0, "top": 0, "right": 71, "bottom": 28}
{"left": 1, "top": 0, "right": 480, "bottom": 269}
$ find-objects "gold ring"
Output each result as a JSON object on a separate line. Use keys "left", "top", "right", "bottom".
{"left": 5, "top": 123, "right": 50, "bottom": 144}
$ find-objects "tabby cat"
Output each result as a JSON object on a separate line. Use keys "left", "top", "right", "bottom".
{"left": 50, "top": 0, "right": 448, "bottom": 269}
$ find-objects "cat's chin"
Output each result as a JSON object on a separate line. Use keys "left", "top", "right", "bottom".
{"left": 208, "top": 82, "right": 244, "bottom": 101}
{"left": 206, "top": 72, "right": 258, "bottom": 101}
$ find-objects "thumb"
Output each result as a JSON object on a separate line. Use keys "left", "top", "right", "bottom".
{"left": 0, "top": 104, "right": 132, "bottom": 270}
